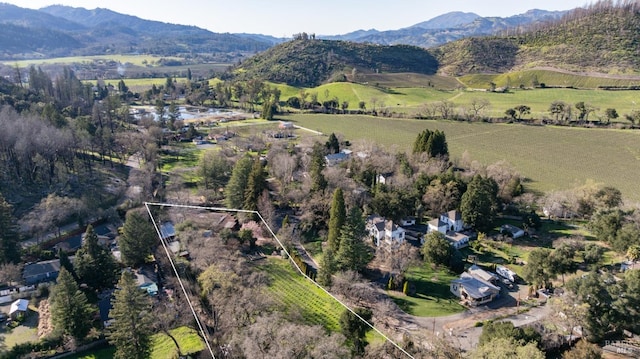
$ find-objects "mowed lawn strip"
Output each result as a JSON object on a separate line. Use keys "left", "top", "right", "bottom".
{"left": 387, "top": 266, "right": 465, "bottom": 317}
{"left": 285, "top": 114, "right": 640, "bottom": 202}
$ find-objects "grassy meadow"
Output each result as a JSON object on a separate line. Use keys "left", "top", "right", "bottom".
{"left": 284, "top": 114, "right": 640, "bottom": 202}
{"left": 4, "top": 54, "right": 184, "bottom": 67}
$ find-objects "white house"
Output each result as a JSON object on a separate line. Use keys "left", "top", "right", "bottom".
{"left": 446, "top": 232, "right": 470, "bottom": 249}
{"left": 366, "top": 215, "right": 406, "bottom": 247}
{"left": 500, "top": 224, "right": 525, "bottom": 239}
{"left": 427, "top": 210, "right": 469, "bottom": 249}
{"left": 9, "top": 299, "right": 29, "bottom": 319}
{"left": 377, "top": 172, "right": 393, "bottom": 185}
{"left": 450, "top": 273, "right": 500, "bottom": 307}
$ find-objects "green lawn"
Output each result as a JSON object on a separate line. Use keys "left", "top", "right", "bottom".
{"left": 5, "top": 54, "right": 184, "bottom": 67}
{"left": 258, "top": 257, "right": 344, "bottom": 331}
{"left": 65, "top": 326, "right": 204, "bottom": 359}
{"left": 285, "top": 114, "right": 640, "bottom": 202}
{"left": 388, "top": 266, "right": 465, "bottom": 317}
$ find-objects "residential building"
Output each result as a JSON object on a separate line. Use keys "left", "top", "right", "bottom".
{"left": 467, "top": 264, "right": 499, "bottom": 284}
{"left": 23, "top": 258, "right": 74, "bottom": 285}
{"left": 427, "top": 210, "right": 469, "bottom": 249}
{"left": 366, "top": 215, "right": 406, "bottom": 247}
{"left": 450, "top": 272, "right": 500, "bottom": 306}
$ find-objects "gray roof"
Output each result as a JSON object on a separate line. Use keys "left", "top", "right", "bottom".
{"left": 452, "top": 273, "right": 500, "bottom": 299}
{"left": 468, "top": 265, "right": 499, "bottom": 283}
{"left": 23, "top": 259, "right": 62, "bottom": 278}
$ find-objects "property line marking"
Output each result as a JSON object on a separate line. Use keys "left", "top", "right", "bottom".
{"left": 145, "top": 202, "right": 415, "bottom": 359}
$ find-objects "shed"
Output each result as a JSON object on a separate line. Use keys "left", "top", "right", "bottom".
{"left": 9, "top": 299, "right": 29, "bottom": 319}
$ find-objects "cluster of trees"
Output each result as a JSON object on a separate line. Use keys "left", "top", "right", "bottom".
{"left": 318, "top": 188, "right": 373, "bottom": 286}
{"left": 412, "top": 129, "right": 448, "bottom": 158}
{"left": 42, "top": 220, "right": 155, "bottom": 357}
{"left": 557, "top": 269, "right": 640, "bottom": 343}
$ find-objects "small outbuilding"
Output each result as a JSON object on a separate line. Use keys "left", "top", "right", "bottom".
{"left": 9, "top": 299, "right": 29, "bottom": 319}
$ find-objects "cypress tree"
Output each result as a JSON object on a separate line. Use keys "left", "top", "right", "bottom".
{"left": 309, "top": 143, "right": 327, "bottom": 193}
{"left": 336, "top": 208, "right": 371, "bottom": 272}
{"left": 243, "top": 158, "right": 267, "bottom": 212}
{"left": 108, "top": 271, "right": 153, "bottom": 359}
{"left": 327, "top": 188, "right": 346, "bottom": 252}
{"left": 224, "top": 155, "right": 253, "bottom": 209}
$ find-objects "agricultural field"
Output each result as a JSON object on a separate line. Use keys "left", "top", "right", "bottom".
{"left": 4, "top": 54, "right": 184, "bottom": 67}
{"left": 450, "top": 87, "right": 640, "bottom": 120}
{"left": 285, "top": 114, "right": 640, "bottom": 202}
{"left": 258, "top": 257, "right": 344, "bottom": 331}
{"left": 459, "top": 69, "right": 640, "bottom": 90}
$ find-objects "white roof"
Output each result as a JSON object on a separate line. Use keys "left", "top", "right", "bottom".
{"left": 9, "top": 299, "right": 29, "bottom": 314}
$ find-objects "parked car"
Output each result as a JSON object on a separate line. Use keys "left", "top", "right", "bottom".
{"left": 0, "top": 312, "right": 7, "bottom": 322}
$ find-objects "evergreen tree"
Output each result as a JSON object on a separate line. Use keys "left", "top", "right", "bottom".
{"left": 50, "top": 268, "right": 94, "bottom": 340}
{"left": 224, "top": 156, "right": 253, "bottom": 209}
{"left": 325, "top": 133, "right": 340, "bottom": 154}
{"left": 75, "top": 225, "right": 119, "bottom": 290}
{"left": 108, "top": 271, "right": 153, "bottom": 359}
{"left": 309, "top": 143, "right": 327, "bottom": 193}
{"left": 460, "top": 175, "right": 499, "bottom": 232}
{"left": 340, "top": 307, "right": 373, "bottom": 355}
{"left": 412, "top": 129, "right": 448, "bottom": 157}
{"left": 327, "top": 188, "right": 346, "bottom": 252}
{"left": 119, "top": 211, "right": 157, "bottom": 267}
{"left": 58, "top": 248, "right": 77, "bottom": 281}
{"left": 243, "top": 158, "right": 267, "bottom": 212}
{"left": 317, "top": 247, "right": 337, "bottom": 286}
{"left": 0, "top": 193, "right": 20, "bottom": 264}
{"left": 336, "top": 208, "right": 371, "bottom": 272}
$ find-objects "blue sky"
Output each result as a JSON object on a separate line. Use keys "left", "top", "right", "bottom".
{"left": 6, "top": 0, "right": 590, "bottom": 37}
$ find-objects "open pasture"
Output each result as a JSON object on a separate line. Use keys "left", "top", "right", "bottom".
{"left": 5, "top": 54, "right": 184, "bottom": 67}
{"left": 285, "top": 114, "right": 640, "bottom": 202}
{"left": 459, "top": 69, "right": 640, "bottom": 90}
{"left": 450, "top": 88, "right": 640, "bottom": 120}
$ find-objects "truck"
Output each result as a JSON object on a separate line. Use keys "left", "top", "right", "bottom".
{"left": 496, "top": 265, "right": 517, "bottom": 283}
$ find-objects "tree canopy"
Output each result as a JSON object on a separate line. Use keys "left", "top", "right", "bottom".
{"left": 119, "top": 210, "right": 157, "bottom": 267}
{"left": 108, "top": 271, "right": 153, "bottom": 359}
{"left": 460, "top": 175, "right": 499, "bottom": 232}
{"left": 50, "top": 268, "right": 95, "bottom": 340}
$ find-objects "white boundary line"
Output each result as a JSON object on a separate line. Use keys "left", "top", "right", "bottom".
{"left": 145, "top": 202, "right": 415, "bottom": 359}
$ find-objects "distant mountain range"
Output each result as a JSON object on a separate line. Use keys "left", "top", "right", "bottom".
{"left": 322, "top": 9, "right": 567, "bottom": 47}
{"left": 0, "top": 3, "right": 570, "bottom": 60}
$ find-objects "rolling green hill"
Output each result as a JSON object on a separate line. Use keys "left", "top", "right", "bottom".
{"left": 233, "top": 38, "right": 438, "bottom": 87}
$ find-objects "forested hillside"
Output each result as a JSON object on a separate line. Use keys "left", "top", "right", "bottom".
{"left": 435, "top": 0, "right": 640, "bottom": 75}
{"left": 233, "top": 37, "right": 439, "bottom": 87}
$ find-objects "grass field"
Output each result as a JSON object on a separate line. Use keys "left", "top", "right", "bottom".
{"left": 387, "top": 266, "right": 465, "bottom": 317}
{"left": 4, "top": 54, "right": 184, "bottom": 67}
{"left": 259, "top": 257, "right": 344, "bottom": 331}
{"left": 285, "top": 114, "right": 640, "bottom": 202}
{"left": 459, "top": 69, "right": 640, "bottom": 90}
{"left": 65, "top": 326, "right": 204, "bottom": 359}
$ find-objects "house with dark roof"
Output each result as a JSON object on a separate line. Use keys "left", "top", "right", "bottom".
{"left": 23, "top": 258, "right": 74, "bottom": 285}
{"left": 324, "top": 149, "right": 352, "bottom": 166}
